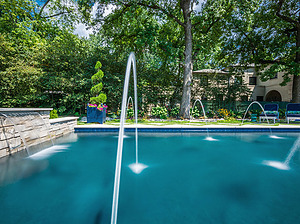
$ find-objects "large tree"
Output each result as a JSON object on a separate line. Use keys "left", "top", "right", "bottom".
{"left": 219, "top": 0, "right": 300, "bottom": 102}
{"left": 0, "top": 0, "right": 95, "bottom": 112}
{"left": 94, "top": 0, "right": 233, "bottom": 118}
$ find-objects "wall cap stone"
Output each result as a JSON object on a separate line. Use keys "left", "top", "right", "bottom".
{"left": 0, "top": 108, "right": 53, "bottom": 112}
{"left": 50, "top": 117, "right": 78, "bottom": 124}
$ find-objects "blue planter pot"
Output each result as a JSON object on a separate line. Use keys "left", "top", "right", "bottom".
{"left": 87, "top": 106, "right": 106, "bottom": 124}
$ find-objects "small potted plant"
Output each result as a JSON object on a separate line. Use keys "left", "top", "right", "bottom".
{"left": 87, "top": 61, "right": 107, "bottom": 124}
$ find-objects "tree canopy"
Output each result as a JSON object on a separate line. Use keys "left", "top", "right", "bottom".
{"left": 1, "top": 0, "right": 299, "bottom": 116}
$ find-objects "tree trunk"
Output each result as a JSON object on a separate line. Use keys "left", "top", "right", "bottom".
{"left": 292, "top": 26, "right": 300, "bottom": 103}
{"left": 179, "top": 0, "right": 193, "bottom": 119}
{"left": 292, "top": 75, "right": 300, "bottom": 102}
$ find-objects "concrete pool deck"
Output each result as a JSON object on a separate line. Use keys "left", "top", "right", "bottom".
{"left": 75, "top": 123, "right": 300, "bottom": 132}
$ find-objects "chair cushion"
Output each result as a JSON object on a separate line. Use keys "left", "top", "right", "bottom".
{"left": 287, "top": 111, "right": 300, "bottom": 114}
{"left": 260, "top": 111, "right": 278, "bottom": 116}
{"left": 287, "top": 114, "right": 300, "bottom": 117}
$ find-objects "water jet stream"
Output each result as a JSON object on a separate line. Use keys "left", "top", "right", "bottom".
{"left": 263, "top": 136, "right": 300, "bottom": 170}
{"left": 241, "top": 101, "right": 280, "bottom": 138}
{"left": 190, "top": 99, "right": 217, "bottom": 141}
{"left": 111, "top": 52, "right": 147, "bottom": 224}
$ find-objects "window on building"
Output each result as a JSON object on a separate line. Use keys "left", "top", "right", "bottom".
{"left": 256, "top": 96, "right": 264, "bottom": 101}
{"left": 249, "top": 77, "right": 257, "bottom": 85}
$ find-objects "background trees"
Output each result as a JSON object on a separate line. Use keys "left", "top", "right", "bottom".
{"left": 1, "top": 0, "right": 299, "bottom": 115}
{"left": 219, "top": 0, "right": 300, "bottom": 102}
{"left": 93, "top": 0, "right": 234, "bottom": 118}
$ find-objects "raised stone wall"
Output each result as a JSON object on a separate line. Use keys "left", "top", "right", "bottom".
{"left": 49, "top": 117, "right": 78, "bottom": 138}
{"left": 0, "top": 108, "right": 78, "bottom": 159}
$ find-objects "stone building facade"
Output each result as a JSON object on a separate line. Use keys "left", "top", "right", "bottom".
{"left": 193, "top": 65, "right": 293, "bottom": 102}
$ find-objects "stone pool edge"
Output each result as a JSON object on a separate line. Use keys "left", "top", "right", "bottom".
{"left": 75, "top": 124, "right": 300, "bottom": 132}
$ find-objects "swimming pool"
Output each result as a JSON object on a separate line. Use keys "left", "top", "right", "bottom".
{"left": 0, "top": 132, "right": 300, "bottom": 224}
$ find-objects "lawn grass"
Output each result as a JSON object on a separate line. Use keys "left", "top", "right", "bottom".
{"left": 77, "top": 118, "right": 297, "bottom": 126}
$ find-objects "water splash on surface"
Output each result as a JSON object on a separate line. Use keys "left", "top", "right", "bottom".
{"left": 129, "top": 163, "right": 148, "bottom": 174}
{"left": 28, "top": 145, "right": 69, "bottom": 160}
{"left": 204, "top": 136, "right": 219, "bottom": 141}
{"left": 263, "top": 137, "right": 300, "bottom": 170}
{"left": 113, "top": 135, "right": 130, "bottom": 139}
{"left": 262, "top": 161, "right": 290, "bottom": 170}
{"left": 269, "top": 135, "right": 285, "bottom": 139}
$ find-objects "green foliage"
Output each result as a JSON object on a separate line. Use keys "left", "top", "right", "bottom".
{"left": 217, "top": 108, "right": 230, "bottom": 119}
{"left": 90, "top": 94, "right": 107, "bottom": 105}
{"left": 95, "top": 61, "right": 102, "bottom": 70}
{"left": 279, "top": 108, "right": 286, "bottom": 119}
{"left": 151, "top": 106, "right": 168, "bottom": 119}
{"left": 127, "top": 108, "right": 134, "bottom": 119}
{"left": 92, "top": 70, "right": 104, "bottom": 84}
{"left": 190, "top": 107, "right": 200, "bottom": 118}
{"left": 89, "top": 61, "right": 107, "bottom": 105}
{"left": 50, "top": 109, "right": 59, "bottom": 119}
{"left": 169, "top": 107, "right": 180, "bottom": 118}
{"left": 218, "top": 0, "right": 300, "bottom": 100}
{"left": 138, "top": 110, "right": 145, "bottom": 118}
{"left": 230, "top": 110, "right": 243, "bottom": 119}
{"left": 2, "top": 0, "right": 296, "bottom": 116}
{"left": 206, "top": 110, "right": 216, "bottom": 118}
{"left": 91, "top": 83, "right": 103, "bottom": 96}
{"left": 58, "top": 106, "right": 67, "bottom": 114}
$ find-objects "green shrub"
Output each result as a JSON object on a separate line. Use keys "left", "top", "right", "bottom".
{"left": 170, "top": 107, "right": 179, "bottom": 118}
{"left": 138, "top": 110, "right": 145, "bottom": 118}
{"left": 89, "top": 61, "right": 107, "bottom": 105}
{"left": 190, "top": 107, "right": 200, "bottom": 118}
{"left": 217, "top": 108, "right": 230, "bottom": 119}
{"left": 151, "top": 106, "right": 168, "bottom": 119}
{"left": 206, "top": 110, "right": 215, "bottom": 118}
{"left": 110, "top": 113, "right": 117, "bottom": 119}
{"left": 231, "top": 110, "right": 243, "bottom": 119}
{"left": 90, "top": 94, "right": 107, "bottom": 105}
{"left": 50, "top": 109, "right": 58, "bottom": 119}
{"left": 58, "top": 106, "right": 66, "bottom": 114}
{"left": 279, "top": 108, "right": 286, "bottom": 118}
{"left": 127, "top": 108, "right": 134, "bottom": 119}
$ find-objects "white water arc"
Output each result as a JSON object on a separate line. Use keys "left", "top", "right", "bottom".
{"left": 263, "top": 136, "right": 300, "bottom": 170}
{"left": 34, "top": 112, "right": 54, "bottom": 146}
{"left": 127, "top": 96, "right": 134, "bottom": 116}
{"left": 191, "top": 99, "right": 217, "bottom": 141}
{"left": 126, "top": 95, "right": 147, "bottom": 172}
{"left": 241, "top": 101, "right": 280, "bottom": 138}
{"left": 0, "top": 113, "right": 29, "bottom": 155}
{"left": 111, "top": 52, "right": 147, "bottom": 224}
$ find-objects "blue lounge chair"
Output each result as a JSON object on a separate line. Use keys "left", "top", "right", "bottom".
{"left": 286, "top": 103, "right": 300, "bottom": 124}
{"left": 259, "top": 104, "right": 279, "bottom": 123}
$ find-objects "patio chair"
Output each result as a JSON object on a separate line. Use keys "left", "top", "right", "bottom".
{"left": 259, "top": 104, "right": 279, "bottom": 123}
{"left": 286, "top": 103, "right": 300, "bottom": 124}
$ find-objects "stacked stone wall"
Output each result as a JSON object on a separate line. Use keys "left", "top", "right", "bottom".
{"left": 0, "top": 109, "right": 77, "bottom": 158}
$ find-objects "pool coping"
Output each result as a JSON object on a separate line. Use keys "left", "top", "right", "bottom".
{"left": 75, "top": 124, "right": 300, "bottom": 132}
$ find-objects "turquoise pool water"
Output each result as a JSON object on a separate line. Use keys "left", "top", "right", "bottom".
{"left": 0, "top": 132, "right": 300, "bottom": 224}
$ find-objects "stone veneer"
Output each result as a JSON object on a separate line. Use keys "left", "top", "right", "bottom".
{"left": 0, "top": 108, "right": 78, "bottom": 158}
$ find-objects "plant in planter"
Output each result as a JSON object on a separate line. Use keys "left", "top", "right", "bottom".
{"left": 87, "top": 61, "right": 107, "bottom": 124}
